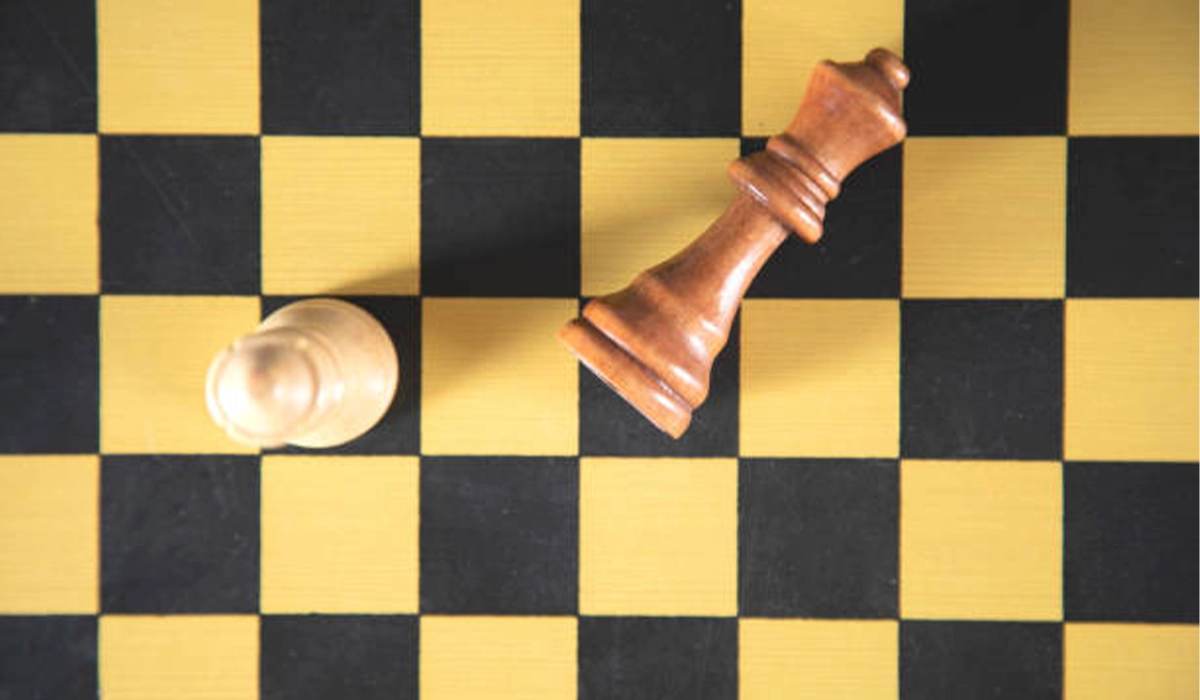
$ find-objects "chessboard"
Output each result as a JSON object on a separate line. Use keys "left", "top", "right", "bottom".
{"left": 1, "top": 0, "right": 1197, "bottom": 698}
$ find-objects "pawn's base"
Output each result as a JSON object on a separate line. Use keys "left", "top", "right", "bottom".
{"left": 557, "top": 316, "right": 692, "bottom": 439}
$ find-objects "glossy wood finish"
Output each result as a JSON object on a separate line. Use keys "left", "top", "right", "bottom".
{"left": 559, "top": 48, "right": 909, "bottom": 437}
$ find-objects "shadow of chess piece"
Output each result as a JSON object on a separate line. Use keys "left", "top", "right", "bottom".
{"left": 206, "top": 298, "right": 399, "bottom": 448}
{"left": 559, "top": 48, "right": 909, "bottom": 438}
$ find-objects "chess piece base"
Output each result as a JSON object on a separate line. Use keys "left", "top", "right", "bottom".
{"left": 558, "top": 316, "right": 692, "bottom": 438}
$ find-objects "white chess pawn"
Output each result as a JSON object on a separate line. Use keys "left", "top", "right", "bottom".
{"left": 205, "top": 298, "right": 399, "bottom": 448}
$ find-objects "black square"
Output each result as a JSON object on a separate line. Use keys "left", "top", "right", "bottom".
{"left": 579, "top": 617, "right": 737, "bottom": 700}
{"left": 100, "top": 136, "right": 260, "bottom": 294}
{"left": 261, "top": 615, "right": 418, "bottom": 700}
{"left": 262, "top": 296, "right": 419, "bottom": 455}
{"left": 421, "top": 138, "right": 580, "bottom": 296}
{"left": 903, "top": 0, "right": 1068, "bottom": 135}
{"left": 261, "top": 0, "right": 419, "bottom": 135}
{"left": 745, "top": 140, "right": 902, "bottom": 298}
{"left": 0, "top": 0, "right": 96, "bottom": 132}
{"left": 582, "top": 0, "right": 740, "bottom": 136}
{"left": 0, "top": 296, "right": 97, "bottom": 453}
{"left": 420, "top": 457, "right": 578, "bottom": 614}
{"left": 101, "top": 455, "right": 259, "bottom": 613}
{"left": 901, "top": 621, "right": 1062, "bottom": 700}
{"left": 0, "top": 616, "right": 96, "bottom": 700}
{"left": 580, "top": 313, "right": 739, "bottom": 456}
{"left": 901, "top": 301, "right": 1063, "bottom": 459}
{"left": 1067, "top": 137, "right": 1199, "bottom": 297}
{"left": 1064, "top": 461, "right": 1198, "bottom": 622}
{"left": 740, "top": 459, "right": 897, "bottom": 617}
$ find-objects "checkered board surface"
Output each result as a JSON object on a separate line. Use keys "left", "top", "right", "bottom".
{"left": 1, "top": 0, "right": 1198, "bottom": 697}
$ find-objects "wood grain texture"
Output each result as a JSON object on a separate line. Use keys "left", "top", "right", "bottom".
{"left": 581, "top": 138, "right": 738, "bottom": 296}
{"left": 902, "top": 137, "right": 1066, "bottom": 298}
{"left": 1068, "top": 0, "right": 1199, "bottom": 135}
{"left": 741, "top": 299, "right": 899, "bottom": 457}
{"left": 741, "top": 619, "right": 899, "bottom": 700}
{"left": 98, "top": 0, "right": 259, "bottom": 134}
{"left": 901, "top": 460, "right": 1063, "bottom": 621}
{"left": 579, "top": 457, "right": 737, "bottom": 615}
{"left": 260, "top": 456, "right": 418, "bottom": 613}
{"left": 0, "top": 135, "right": 98, "bottom": 293}
{"left": 743, "top": 0, "right": 904, "bottom": 134}
{"left": 423, "top": 298, "right": 579, "bottom": 455}
{"left": 0, "top": 456, "right": 98, "bottom": 613}
{"left": 1064, "top": 299, "right": 1200, "bottom": 461}
{"left": 100, "top": 296, "right": 260, "bottom": 454}
{"left": 100, "top": 615, "right": 259, "bottom": 700}
{"left": 1064, "top": 624, "right": 1199, "bottom": 700}
{"left": 420, "top": 616, "right": 576, "bottom": 700}
{"left": 261, "top": 137, "right": 420, "bottom": 295}
{"left": 421, "top": 0, "right": 579, "bottom": 135}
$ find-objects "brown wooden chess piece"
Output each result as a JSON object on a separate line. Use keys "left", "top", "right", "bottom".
{"left": 559, "top": 48, "right": 909, "bottom": 438}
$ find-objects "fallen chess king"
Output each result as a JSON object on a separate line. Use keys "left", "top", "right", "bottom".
{"left": 203, "top": 47, "right": 909, "bottom": 448}
{"left": 559, "top": 47, "right": 909, "bottom": 438}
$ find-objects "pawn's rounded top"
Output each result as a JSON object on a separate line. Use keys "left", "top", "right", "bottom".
{"left": 866, "top": 48, "right": 909, "bottom": 90}
{"left": 206, "top": 328, "right": 320, "bottom": 448}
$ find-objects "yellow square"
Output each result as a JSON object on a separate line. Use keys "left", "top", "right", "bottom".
{"left": 100, "top": 615, "right": 257, "bottom": 700}
{"left": 741, "top": 619, "right": 898, "bottom": 700}
{"left": 101, "top": 296, "right": 260, "bottom": 453}
{"left": 422, "top": 298, "right": 577, "bottom": 455}
{"left": 580, "top": 457, "right": 737, "bottom": 616}
{"left": 1065, "top": 623, "right": 1199, "bottom": 700}
{"left": 902, "top": 137, "right": 1067, "bottom": 298}
{"left": 743, "top": 0, "right": 903, "bottom": 134}
{"left": 1069, "top": 0, "right": 1198, "bottom": 135}
{"left": 582, "top": 138, "right": 739, "bottom": 295}
{"left": 261, "top": 455, "right": 419, "bottom": 613}
{"left": 98, "top": 0, "right": 259, "bottom": 134}
{"left": 901, "top": 460, "right": 1062, "bottom": 620}
{"left": 741, "top": 300, "right": 899, "bottom": 457}
{"left": 0, "top": 135, "right": 98, "bottom": 294}
{"left": 262, "top": 137, "right": 420, "bottom": 295}
{"left": 0, "top": 456, "right": 97, "bottom": 613}
{"left": 1065, "top": 300, "right": 1199, "bottom": 462}
{"left": 421, "top": 616, "right": 576, "bottom": 700}
{"left": 422, "top": 0, "right": 578, "bottom": 136}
